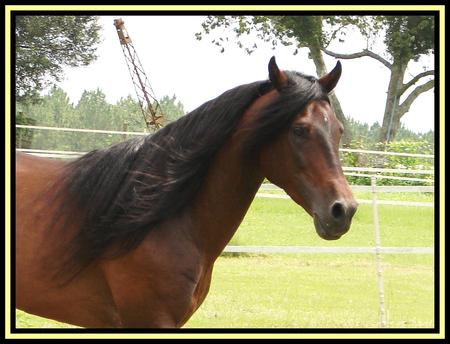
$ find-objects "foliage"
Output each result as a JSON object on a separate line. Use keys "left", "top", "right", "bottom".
{"left": 382, "top": 16, "right": 435, "bottom": 63}
{"left": 15, "top": 16, "right": 101, "bottom": 103}
{"left": 16, "top": 87, "right": 186, "bottom": 152}
{"left": 197, "top": 15, "right": 367, "bottom": 55}
{"left": 343, "top": 118, "right": 434, "bottom": 147}
{"left": 382, "top": 140, "right": 434, "bottom": 185}
{"left": 341, "top": 138, "right": 434, "bottom": 186}
{"left": 15, "top": 112, "right": 36, "bottom": 148}
{"left": 158, "top": 94, "right": 186, "bottom": 123}
{"left": 342, "top": 119, "right": 434, "bottom": 187}
{"left": 198, "top": 15, "right": 435, "bottom": 143}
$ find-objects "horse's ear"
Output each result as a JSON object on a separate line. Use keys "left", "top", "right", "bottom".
{"left": 268, "top": 56, "right": 288, "bottom": 90}
{"left": 318, "top": 61, "right": 342, "bottom": 93}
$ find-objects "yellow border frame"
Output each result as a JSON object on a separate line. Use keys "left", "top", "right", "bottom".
{"left": 5, "top": 5, "right": 445, "bottom": 339}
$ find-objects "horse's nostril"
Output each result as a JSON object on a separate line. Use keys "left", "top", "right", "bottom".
{"left": 331, "top": 201, "right": 345, "bottom": 219}
{"left": 349, "top": 201, "right": 358, "bottom": 217}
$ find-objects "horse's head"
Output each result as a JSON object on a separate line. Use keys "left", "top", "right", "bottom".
{"left": 255, "top": 57, "right": 357, "bottom": 240}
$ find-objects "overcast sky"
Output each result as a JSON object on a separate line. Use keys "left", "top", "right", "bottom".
{"left": 58, "top": 15, "right": 435, "bottom": 133}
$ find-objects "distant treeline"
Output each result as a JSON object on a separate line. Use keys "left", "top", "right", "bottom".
{"left": 16, "top": 86, "right": 434, "bottom": 186}
{"left": 16, "top": 87, "right": 185, "bottom": 152}
{"left": 344, "top": 117, "right": 434, "bottom": 148}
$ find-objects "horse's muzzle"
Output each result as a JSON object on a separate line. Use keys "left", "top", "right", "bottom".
{"left": 313, "top": 200, "right": 358, "bottom": 240}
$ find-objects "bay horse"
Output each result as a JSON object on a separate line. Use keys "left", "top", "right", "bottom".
{"left": 15, "top": 57, "right": 357, "bottom": 328}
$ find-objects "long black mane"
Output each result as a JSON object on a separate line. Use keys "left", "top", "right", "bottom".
{"left": 53, "top": 71, "right": 327, "bottom": 280}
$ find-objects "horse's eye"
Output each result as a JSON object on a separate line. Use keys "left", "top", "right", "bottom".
{"left": 292, "top": 125, "right": 309, "bottom": 137}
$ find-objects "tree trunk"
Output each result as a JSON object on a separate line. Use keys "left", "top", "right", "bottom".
{"left": 379, "top": 63, "right": 407, "bottom": 144}
{"left": 309, "top": 45, "right": 352, "bottom": 146}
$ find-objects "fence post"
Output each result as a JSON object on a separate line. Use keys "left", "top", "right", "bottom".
{"left": 371, "top": 176, "right": 387, "bottom": 327}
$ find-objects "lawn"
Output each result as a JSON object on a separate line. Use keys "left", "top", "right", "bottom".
{"left": 14, "top": 192, "right": 436, "bottom": 329}
{"left": 231, "top": 192, "right": 434, "bottom": 247}
{"left": 185, "top": 254, "right": 434, "bottom": 328}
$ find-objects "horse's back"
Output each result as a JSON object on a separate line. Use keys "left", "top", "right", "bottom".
{"left": 16, "top": 152, "right": 67, "bottom": 222}
{"left": 16, "top": 154, "right": 63, "bottom": 305}
{"left": 15, "top": 153, "right": 68, "bottom": 281}
{"left": 16, "top": 152, "right": 66, "bottom": 234}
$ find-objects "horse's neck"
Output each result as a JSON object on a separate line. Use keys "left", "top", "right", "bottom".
{"left": 189, "top": 133, "right": 264, "bottom": 260}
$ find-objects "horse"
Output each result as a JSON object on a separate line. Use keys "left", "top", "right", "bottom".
{"left": 15, "top": 57, "right": 358, "bottom": 328}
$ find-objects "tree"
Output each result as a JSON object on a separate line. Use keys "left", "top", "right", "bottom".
{"left": 74, "top": 89, "right": 112, "bottom": 129}
{"left": 197, "top": 15, "right": 435, "bottom": 144}
{"left": 17, "top": 87, "right": 75, "bottom": 150}
{"left": 38, "top": 86, "right": 75, "bottom": 127}
{"left": 19, "top": 88, "right": 189, "bottom": 152}
{"left": 112, "top": 96, "right": 146, "bottom": 133}
{"left": 159, "top": 94, "right": 186, "bottom": 123}
{"left": 322, "top": 16, "right": 434, "bottom": 143}
{"left": 70, "top": 89, "right": 113, "bottom": 150}
{"left": 15, "top": 15, "right": 101, "bottom": 103}
{"left": 197, "top": 15, "right": 362, "bottom": 145}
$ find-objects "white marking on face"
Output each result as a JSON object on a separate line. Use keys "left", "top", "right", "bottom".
{"left": 323, "top": 114, "right": 328, "bottom": 123}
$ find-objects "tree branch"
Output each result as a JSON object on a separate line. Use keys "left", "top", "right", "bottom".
{"left": 400, "top": 70, "right": 435, "bottom": 95}
{"left": 323, "top": 24, "right": 347, "bottom": 49}
{"left": 398, "top": 79, "right": 435, "bottom": 118}
{"left": 321, "top": 48, "right": 392, "bottom": 69}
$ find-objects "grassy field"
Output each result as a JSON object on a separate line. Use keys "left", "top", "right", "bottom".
{"left": 230, "top": 191, "right": 434, "bottom": 248}
{"left": 185, "top": 254, "right": 434, "bottom": 328}
{"left": 15, "top": 191, "right": 435, "bottom": 329}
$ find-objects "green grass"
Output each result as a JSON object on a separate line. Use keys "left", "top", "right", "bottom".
{"left": 353, "top": 191, "right": 434, "bottom": 203}
{"left": 15, "top": 193, "right": 435, "bottom": 329}
{"left": 185, "top": 254, "right": 434, "bottom": 328}
{"left": 16, "top": 310, "right": 78, "bottom": 329}
{"left": 231, "top": 195, "right": 434, "bottom": 247}
{"left": 259, "top": 189, "right": 434, "bottom": 203}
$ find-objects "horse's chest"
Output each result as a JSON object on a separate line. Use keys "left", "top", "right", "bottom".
{"left": 180, "top": 265, "right": 213, "bottom": 325}
{"left": 194, "top": 267, "right": 213, "bottom": 305}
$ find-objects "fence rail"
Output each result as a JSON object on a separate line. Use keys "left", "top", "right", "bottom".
{"left": 16, "top": 124, "right": 148, "bottom": 136}
{"left": 340, "top": 148, "right": 434, "bottom": 159}
{"left": 255, "top": 193, "right": 434, "bottom": 207}
{"left": 16, "top": 148, "right": 435, "bottom": 184}
{"left": 343, "top": 172, "right": 433, "bottom": 184}
{"left": 258, "top": 183, "right": 434, "bottom": 207}
{"left": 17, "top": 125, "right": 434, "bottom": 158}
{"left": 342, "top": 166, "right": 434, "bottom": 175}
{"left": 259, "top": 184, "right": 435, "bottom": 193}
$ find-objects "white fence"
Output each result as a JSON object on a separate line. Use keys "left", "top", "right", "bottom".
{"left": 256, "top": 177, "right": 434, "bottom": 328}
{"left": 224, "top": 246, "right": 433, "bottom": 254}
{"left": 257, "top": 184, "right": 434, "bottom": 208}
{"left": 255, "top": 182, "right": 433, "bottom": 252}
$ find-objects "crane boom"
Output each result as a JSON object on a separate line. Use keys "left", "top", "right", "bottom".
{"left": 113, "top": 18, "right": 163, "bottom": 131}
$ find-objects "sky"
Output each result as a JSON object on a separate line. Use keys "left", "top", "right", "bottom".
{"left": 58, "top": 15, "right": 435, "bottom": 133}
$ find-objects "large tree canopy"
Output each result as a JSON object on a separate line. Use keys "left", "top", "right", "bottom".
{"left": 197, "top": 16, "right": 367, "bottom": 145}
{"left": 322, "top": 15, "right": 435, "bottom": 143}
{"left": 197, "top": 15, "right": 435, "bottom": 143}
{"left": 15, "top": 15, "right": 102, "bottom": 103}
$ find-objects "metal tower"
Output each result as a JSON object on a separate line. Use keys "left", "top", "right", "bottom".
{"left": 113, "top": 18, "right": 164, "bottom": 131}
